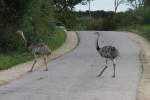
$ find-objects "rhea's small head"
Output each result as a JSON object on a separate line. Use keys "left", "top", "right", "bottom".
{"left": 94, "top": 32, "right": 99, "bottom": 35}
{"left": 16, "top": 30, "right": 27, "bottom": 47}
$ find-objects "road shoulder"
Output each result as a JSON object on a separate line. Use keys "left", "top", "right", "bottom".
{"left": 128, "top": 32, "right": 150, "bottom": 100}
{"left": 0, "top": 31, "right": 78, "bottom": 86}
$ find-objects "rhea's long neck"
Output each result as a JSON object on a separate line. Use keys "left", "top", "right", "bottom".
{"left": 96, "top": 35, "right": 101, "bottom": 51}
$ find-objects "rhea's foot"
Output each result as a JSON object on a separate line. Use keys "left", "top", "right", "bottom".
{"left": 28, "top": 70, "right": 33, "bottom": 73}
{"left": 112, "top": 75, "right": 115, "bottom": 78}
{"left": 44, "top": 69, "right": 48, "bottom": 71}
{"left": 97, "top": 74, "right": 103, "bottom": 77}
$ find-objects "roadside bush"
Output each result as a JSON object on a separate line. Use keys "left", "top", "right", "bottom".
{"left": 86, "top": 18, "right": 103, "bottom": 30}
{"left": 114, "top": 8, "right": 150, "bottom": 28}
{"left": 85, "top": 18, "right": 114, "bottom": 30}
{"left": 0, "top": 0, "right": 55, "bottom": 52}
{"left": 135, "top": 8, "right": 150, "bottom": 24}
{"left": 136, "top": 25, "right": 150, "bottom": 41}
{"left": 114, "top": 10, "right": 137, "bottom": 27}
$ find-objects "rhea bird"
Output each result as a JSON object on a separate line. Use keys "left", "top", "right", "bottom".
{"left": 17, "top": 30, "right": 51, "bottom": 72}
{"left": 95, "top": 32, "right": 119, "bottom": 78}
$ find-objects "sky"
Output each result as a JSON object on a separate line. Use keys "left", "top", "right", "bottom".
{"left": 75, "top": 0, "right": 131, "bottom": 12}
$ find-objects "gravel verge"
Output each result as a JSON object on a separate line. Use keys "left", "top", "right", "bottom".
{"left": 128, "top": 32, "right": 150, "bottom": 100}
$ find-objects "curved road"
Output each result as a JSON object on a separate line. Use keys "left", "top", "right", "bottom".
{"left": 0, "top": 31, "right": 141, "bottom": 100}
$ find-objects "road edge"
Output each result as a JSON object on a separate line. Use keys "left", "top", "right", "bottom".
{"left": 127, "top": 32, "right": 150, "bottom": 100}
{"left": 0, "top": 31, "right": 79, "bottom": 86}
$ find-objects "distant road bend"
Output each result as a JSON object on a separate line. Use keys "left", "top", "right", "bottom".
{"left": 0, "top": 31, "right": 141, "bottom": 100}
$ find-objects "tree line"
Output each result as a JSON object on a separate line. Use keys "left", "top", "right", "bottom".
{"left": 0, "top": 0, "right": 150, "bottom": 51}
{"left": 0, "top": 0, "right": 92, "bottom": 52}
{"left": 71, "top": 0, "right": 150, "bottom": 30}
{"left": 54, "top": 0, "right": 150, "bottom": 30}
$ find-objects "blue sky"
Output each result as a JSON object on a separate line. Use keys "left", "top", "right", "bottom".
{"left": 75, "top": 0, "right": 131, "bottom": 12}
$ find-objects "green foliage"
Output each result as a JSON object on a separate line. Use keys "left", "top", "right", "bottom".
{"left": 126, "top": 0, "right": 150, "bottom": 8}
{"left": 85, "top": 18, "right": 114, "bottom": 30}
{"left": 0, "top": 0, "right": 55, "bottom": 52}
{"left": 43, "top": 27, "right": 67, "bottom": 51}
{"left": 117, "top": 8, "right": 150, "bottom": 42}
{"left": 135, "top": 8, "right": 150, "bottom": 24}
{"left": 54, "top": 0, "right": 83, "bottom": 29}
{"left": 0, "top": 0, "right": 25, "bottom": 51}
{"left": 0, "top": 27, "right": 66, "bottom": 70}
{"left": 114, "top": 7, "right": 150, "bottom": 29}
{"left": 114, "top": 10, "right": 137, "bottom": 27}
{"left": 0, "top": 0, "right": 70, "bottom": 70}
{"left": 126, "top": 0, "right": 144, "bottom": 9}
{"left": 54, "top": 0, "right": 82, "bottom": 11}
{"left": 0, "top": 52, "right": 32, "bottom": 70}
{"left": 21, "top": 0, "right": 55, "bottom": 44}
{"left": 86, "top": 18, "right": 103, "bottom": 30}
{"left": 144, "top": 0, "right": 150, "bottom": 7}
{"left": 73, "top": 10, "right": 114, "bottom": 30}
{"left": 118, "top": 25, "right": 150, "bottom": 41}
{"left": 133, "top": 25, "right": 150, "bottom": 41}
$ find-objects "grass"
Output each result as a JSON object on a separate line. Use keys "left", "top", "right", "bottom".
{"left": 0, "top": 27, "right": 67, "bottom": 70}
{"left": 118, "top": 24, "right": 150, "bottom": 41}
{"left": 0, "top": 52, "right": 32, "bottom": 70}
{"left": 47, "top": 27, "right": 67, "bottom": 50}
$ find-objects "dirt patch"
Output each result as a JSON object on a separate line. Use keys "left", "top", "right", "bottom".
{"left": 128, "top": 32, "right": 150, "bottom": 100}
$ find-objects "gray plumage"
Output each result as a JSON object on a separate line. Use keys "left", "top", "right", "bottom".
{"left": 28, "top": 43, "right": 51, "bottom": 56}
{"left": 95, "top": 32, "right": 119, "bottom": 77}
{"left": 17, "top": 30, "right": 51, "bottom": 72}
{"left": 98, "top": 46, "right": 119, "bottom": 60}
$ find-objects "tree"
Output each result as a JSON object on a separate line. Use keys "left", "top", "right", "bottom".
{"left": 54, "top": 0, "right": 84, "bottom": 28}
{"left": 81, "top": 0, "right": 94, "bottom": 18}
{"left": 0, "top": 0, "right": 55, "bottom": 51}
{"left": 144, "top": 0, "right": 150, "bottom": 7}
{"left": 114, "top": 0, "right": 125, "bottom": 13}
{"left": 87, "top": 0, "right": 93, "bottom": 18}
{"left": 54, "top": 0, "right": 82, "bottom": 20}
{"left": 127, "top": 0, "right": 144, "bottom": 9}
{"left": 54, "top": 0, "right": 83, "bottom": 12}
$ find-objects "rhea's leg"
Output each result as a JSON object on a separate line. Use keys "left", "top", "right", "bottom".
{"left": 112, "top": 59, "right": 116, "bottom": 78}
{"left": 98, "top": 65, "right": 108, "bottom": 77}
{"left": 97, "top": 58, "right": 108, "bottom": 77}
{"left": 105, "top": 58, "right": 108, "bottom": 64}
{"left": 29, "top": 59, "right": 37, "bottom": 72}
{"left": 43, "top": 56, "right": 48, "bottom": 71}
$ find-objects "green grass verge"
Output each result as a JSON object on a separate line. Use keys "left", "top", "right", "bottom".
{"left": 118, "top": 24, "right": 150, "bottom": 41}
{"left": 0, "top": 27, "right": 67, "bottom": 70}
{"left": 0, "top": 52, "right": 32, "bottom": 70}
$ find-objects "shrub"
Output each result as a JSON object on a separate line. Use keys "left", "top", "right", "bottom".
{"left": 0, "top": 0, "right": 55, "bottom": 52}
{"left": 85, "top": 18, "right": 114, "bottom": 30}
{"left": 86, "top": 18, "right": 103, "bottom": 30}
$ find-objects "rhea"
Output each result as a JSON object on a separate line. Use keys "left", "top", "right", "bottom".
{"left": 17, "top": 30, "right": 51, "bottom": 72}
{"left": 95, "top": 32, "right": 119, "bottom": 77}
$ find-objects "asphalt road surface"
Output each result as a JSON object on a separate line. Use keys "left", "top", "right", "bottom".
{"left": 0, "top": 31, "right": 141, "bottom": 100}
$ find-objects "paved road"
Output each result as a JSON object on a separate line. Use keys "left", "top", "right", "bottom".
{"left": 0, "top": 31, "right": 141, "bottom": 100}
